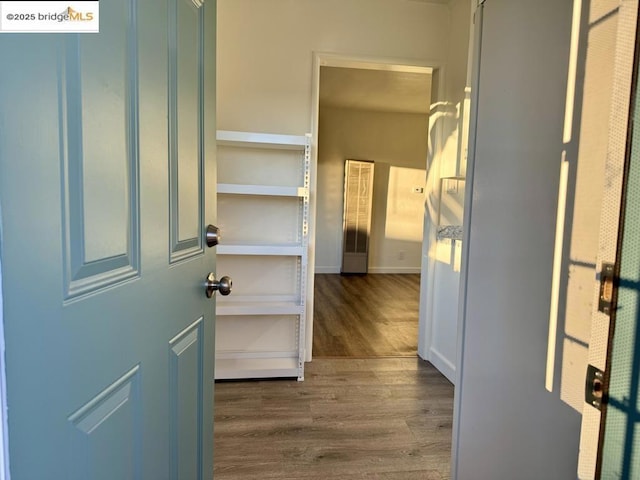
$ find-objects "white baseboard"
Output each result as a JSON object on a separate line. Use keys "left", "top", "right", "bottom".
{"left": 314, "top": 266, "right": 422, "bottom": 274}
{"left": 315, "top": 266, "right": 340, "bottom": 274}
{"left": 428, "top": 346, "right": 456, "bottom": 384}
{"left": 368, "top": 267, "right": 421, "bottom": 274}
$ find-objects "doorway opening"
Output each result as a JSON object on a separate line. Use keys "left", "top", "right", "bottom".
{"left": 308, "top": 55, "right": 441, "bottom": 361}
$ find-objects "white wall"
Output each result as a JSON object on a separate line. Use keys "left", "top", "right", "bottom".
{"left": 316, "top": 106, "right": 428, "bottom": 273}
{"left": 217, "top": 0, "right": 450, "bottom": 134}
{"left": 418, "top": 0, "right": 472, "bottom": 382}
{"left": 453, "top": 1, "right": 582, "bottom": 478}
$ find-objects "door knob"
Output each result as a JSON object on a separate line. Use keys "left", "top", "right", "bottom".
{"left": 205, "top": 273, "right": 232, "bottom": 298}
{"left": 206, "top": 224, "right": 221, "bottom": 247}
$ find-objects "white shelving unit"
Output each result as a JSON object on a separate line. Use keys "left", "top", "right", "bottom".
{"left": 216, "top": 245, "right": 305, "bottom": 256}
{"left": 214, "top": 130, "right": 310, "bottom": 381}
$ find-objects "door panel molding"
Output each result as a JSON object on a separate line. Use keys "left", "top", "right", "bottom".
{"left": 67, "top": 365, "right": 141, "bottom": 480}
{"left": 169, "top": 317, "right": 204, "bottom": 480}
{"left": 168, "top": 0, "right": 204, "bottom": 264}
{"left": 61, "top": 0, "right": 141, "bottom": 300}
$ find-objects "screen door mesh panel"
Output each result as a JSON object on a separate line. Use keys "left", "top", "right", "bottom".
{"left": 341, "top": 160, "right": 374, "bottom": 274}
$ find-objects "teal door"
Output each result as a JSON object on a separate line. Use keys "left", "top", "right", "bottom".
{"left": 0, "top": 0, "right": 217, "bottom": 479}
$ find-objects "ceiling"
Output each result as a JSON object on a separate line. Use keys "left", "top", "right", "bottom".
{"left": 319, "top": 66, "right": 432, "bottom": 115}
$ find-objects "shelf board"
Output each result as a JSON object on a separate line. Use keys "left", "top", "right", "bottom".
{"left": 214, "top": 357, "right": 301, "bottom": 380}
{"left": 217, "top": 300, "right": 304, "bottom": 316}
{"left": 217, "top": 183, "right": 308, "bottom": 197}
{"left": 217, "top": 130, "right": 308, "bottom": 150}
{"left": 217, "top": 244, "right": 305, "bottom": 256}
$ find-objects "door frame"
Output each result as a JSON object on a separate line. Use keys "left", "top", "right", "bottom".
{"left": 451, "top": 2, "right": 483, "bottom": 478}
{"left": 308, "top": 51, "right": 445, "bottom": 361}
{"left": 582, "top": 3, "right": 640, "bottom": 476}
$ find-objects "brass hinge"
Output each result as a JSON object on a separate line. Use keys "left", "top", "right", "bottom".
{"left": 598, "top": 262, "right": 615, "bottom": 315}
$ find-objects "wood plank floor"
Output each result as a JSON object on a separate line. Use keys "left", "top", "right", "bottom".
{"left": 313, "top": 274, "right": 421, "bottom": 357}
{"left": 214, "top": 358, "right": 453, "bottom": 479}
